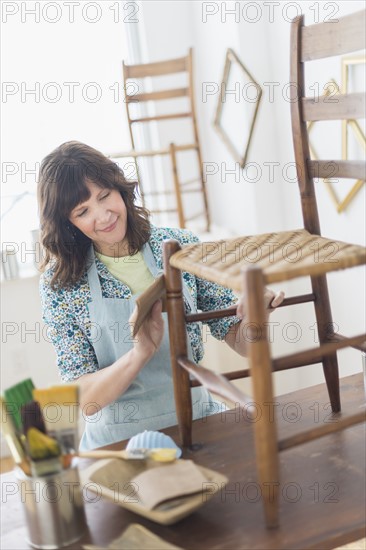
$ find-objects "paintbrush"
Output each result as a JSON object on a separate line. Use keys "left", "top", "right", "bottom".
{"left": 0, "top": 397, "right": 31, "bottom": 475}
{"left": 26, "top": 427, "right": 62, "bottom": 477}
{"left": 20, "top": 401, "right": 47, "bottom": 436}
{"left": 32, "top": 385, "right": 79, "bottom": 455}
{"left": 4, "top": 378, "right": 35, "bottom": 431}
{"left": 79, "top": 448, "right": 178, "bottom": 462}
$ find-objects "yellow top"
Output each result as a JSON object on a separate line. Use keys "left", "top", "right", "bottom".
{"left": 95, "top": 250, "right": 155, "bottom": 295}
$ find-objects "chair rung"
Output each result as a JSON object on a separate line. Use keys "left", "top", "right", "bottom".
{"left": 328, "top": 333, "right": 366, "bottom": 353}
{"left": 109, "top": 143, "right": 197, "bottom": 159}
{"left": 126, "top": 87, "right": 189, "bottom": 103}
{"left": 184, "top": 212, "right": 205, "bottom": 222}
{"left": 181, "top": 189, "right": 203, "bottom": 194}
{"left": 302, "top": 92, "right": 365, "bottom": 121}
{"left": 181, "top": 177, "right": 201, "bottom": 186}
{"left": 144, "top": 188, "right": 202, "bottom": 198}
{"left": 186, "top": 305, "right": 237, "bottom": 323}
{"left": 190, "top": 368, "right": 250, "bottom": 387}
{"left": 124, "top": 55, "right": 188, "bottom": 79}
{"left": 278, "top": 410, "right": 366, "bottom": 451}
{"left": 177, "top": 356, "right": 255, "bottom": 416}
{"left": 130, "top": 112, "right": 191, "bottom": 123}
{"left": 273, "top": 334, "right": 366, "bottom": 372}
{"left": 185, "top": 294, "right": 314, "bottom": 324}
{"left": 308, "top": 160, "right": 366, "bottom": 180}
{"left": 149, "top": 208, "right": 178, "bottom": 214}
{"left": 301, "top": 10, "right": 366, "bottom": 61}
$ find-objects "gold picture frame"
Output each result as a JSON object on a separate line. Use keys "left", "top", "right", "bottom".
{"left": 308, "top": 60, "right": 365, "bottom": 213}
{"left": 213, "top": 48, "right": 262, "bottom": 168}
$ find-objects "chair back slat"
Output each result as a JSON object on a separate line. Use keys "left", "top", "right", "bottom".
{"left": 125, "top": 87, "right": 190, "bottom": 103}
{"left": 301, "top": 10, "right": 366, "bottom": 61}
{"left": 123, "top": 56, "right": 188, "bottom": 79}
{"left": 308, "top": 160, "right": 366, "bottom": 180}
{"left": 302, "top": 92, "right": 365, "bottom": 121}
{"left": 290, "top": 11, "right": 366, "bottom": 235}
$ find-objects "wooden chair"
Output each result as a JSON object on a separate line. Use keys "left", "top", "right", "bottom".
{"left": 163, "top": 11, "right": 366, "bottom": 529}
{"left": 110, "top": 49, "right": 210, "bottom": 231}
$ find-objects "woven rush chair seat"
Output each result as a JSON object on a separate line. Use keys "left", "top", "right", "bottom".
{"left": 169, "top": 229, "right": 366, "bottom": 289}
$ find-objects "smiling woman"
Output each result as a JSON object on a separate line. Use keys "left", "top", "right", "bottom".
{"left": 38, "top": 141, "right": 150, "bottom": 288}
{"left": 69, "top": 181, "right": 129, "bottom": 257}
{"left": 37, "top": 141, "right": 248, "bottom": 450}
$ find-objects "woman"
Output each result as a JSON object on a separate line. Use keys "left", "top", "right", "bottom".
{"left": 39, "top": 141, "right": 283, "bottom": 450}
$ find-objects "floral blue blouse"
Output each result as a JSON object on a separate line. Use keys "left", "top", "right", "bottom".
{"left": 40, "top": 225, "right": 239, "bottom": 382}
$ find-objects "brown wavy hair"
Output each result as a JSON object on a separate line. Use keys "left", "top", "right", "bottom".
{"left": 38, "top": 141, "right": 151, "bottom": 288}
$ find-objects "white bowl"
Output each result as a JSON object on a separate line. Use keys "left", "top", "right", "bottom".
{"left": 126, "top": 430, "right": 182, "bottom": 458}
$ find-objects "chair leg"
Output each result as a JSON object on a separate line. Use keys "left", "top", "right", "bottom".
{"left": 244, "top": 268, "right": 280, "bottom": 528}
{"left": 169, "top": 143, "right": 185, "bottom": 229}
{"left": 311, "top": 275, "right": 341, "bottom": 412}
{"left": 163, "top": 240, "right": 193, "bottom": 447}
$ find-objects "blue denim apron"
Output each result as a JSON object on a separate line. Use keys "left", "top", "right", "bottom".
{"left": 79, "top": 243, "right": 215, "bottom": 450}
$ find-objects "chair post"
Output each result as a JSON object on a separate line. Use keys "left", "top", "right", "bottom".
{"left": 311, "top": 275, "right": 341, "bottom": 412}
{"left": 187, "top": 48, "right": 211, "bottom": 232}
{"left": 169, "top": 143, "right": 185, "bottom": 229}
{"left": 243, "top": 267, "right": 279, "bottom": 528}
{"left": 290, "top": 15, "right": 341, "bottom": 413}
{"left": 163, "top": 239, "right": 193, "bottom": 447}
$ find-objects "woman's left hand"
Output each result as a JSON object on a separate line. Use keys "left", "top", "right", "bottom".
{"left": 236, "top": 289, "right": 285, "bottom": 321}
{"left": 225, "top": 289, "right": 285, "bottom": 356}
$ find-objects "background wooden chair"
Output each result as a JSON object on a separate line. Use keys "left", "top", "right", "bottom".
{"left": 163, "top": 11, "right": 366, "bottom": 529}
{"left": 110, "top": 49, "right": 210, "bottom": 231}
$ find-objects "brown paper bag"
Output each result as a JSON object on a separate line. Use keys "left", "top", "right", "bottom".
{"left": 131, "top": 460, "right": 208, "bottom": 510}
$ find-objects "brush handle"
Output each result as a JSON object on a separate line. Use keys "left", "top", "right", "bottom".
{"left": 78, "top": 450, "right": 129, "bottom": 460}
{"left": 79, "top": 448, "right": 177, "bottom": 462}
{"left": 4, "top": 433, "right": 26, "bottom": 464}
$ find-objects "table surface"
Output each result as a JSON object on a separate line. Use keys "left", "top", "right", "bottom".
{"left": 1, "top": 374, "right": 365, "bottom": 550}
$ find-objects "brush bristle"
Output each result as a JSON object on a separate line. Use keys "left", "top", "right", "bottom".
{"left": 33, "top": 385, "right": 79, "bottom": 406}
{"left": 4, "top": 379, "right": 35, "bottom": 431}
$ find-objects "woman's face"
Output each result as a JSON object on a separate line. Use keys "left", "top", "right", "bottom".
{"left": 69, "top": 179, "right": 128, "bottom": 256}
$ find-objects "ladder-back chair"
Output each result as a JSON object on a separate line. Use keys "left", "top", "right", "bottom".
{"left": 163, "top": 11, "right": 366, "bottom": 529}
{"left": 110, "top": 49, "right": 210, "bottom": 231}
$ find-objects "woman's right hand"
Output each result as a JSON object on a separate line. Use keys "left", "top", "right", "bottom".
{"left": 129, "top": 300, "right": 165, "bottom": 362}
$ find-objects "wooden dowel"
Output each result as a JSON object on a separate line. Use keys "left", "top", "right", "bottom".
{"left": 186, "top": 305, "right": 237, "bottom": 323}
{"left": 177, "top": 357, "right": 256, "bottom": 419}
{"left": 279, "top": 411, "right": 366, "bottom": 451}
{"left": 328, "top": 333, "right": 366, "bottom": 353}
{"left": 273, "top": 334, "right": 366, "bottom": 372}
{"left": 130, "top": 112, "right": 191, "bottom": 123}
{"left": 308, "top": 159, "right": 366, "bottom": 180}
{"left": 185, "top": 294, "right": 315, "bottom": 324}
{"left": 180, "top": 177, "right": 201, "bottom": 186}
{"left": 301, "top": 10, "right": 366, "bottom": 61}
{"left": 125, "top": 56, "right": 187, "bottom": 78}
{"left": 243, "top": 267, "right": 279, "bottom": 528}
{"left": 163, "top": 240, "right": 193, "bottom": 447}
{"left": 302, "top": 92, "right": 365, "bottom": 121}
{"left": 184, "top": 212, "right": 205, "bottom": 222}
{"left": 109, "top": 143, "right": 196, "bottom": 159}
{"left": 170, "top": 143, "right": 185, "bottom": 228}
{"left": 149, "top": 208, "right": 178, "bottom": 214}
{"left": 190, "top": 368, "right": 250, "bottom": 387}
{"left": 126, "top": 87, "right": 189, "bottom": 103}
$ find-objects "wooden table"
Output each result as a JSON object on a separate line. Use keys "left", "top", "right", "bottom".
{"left": 1, "top": 374, "right": 365, "bottom": 549}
